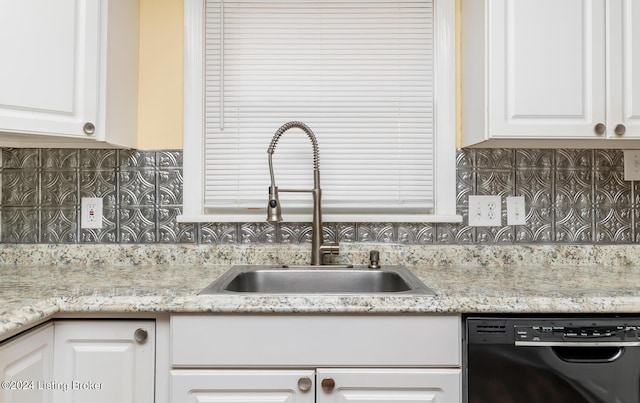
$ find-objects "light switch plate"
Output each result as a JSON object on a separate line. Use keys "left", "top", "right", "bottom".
{"left": 623, "top": 150, "right": 640, "bottom": 181}
{"left": 506, "top": 196, "right": 527, "bottom": 225}
{"left": 468, "top": 195, "right": 502, "bottom": 227}
{"left": 81, "top": 197, "right": 103, "bottom": 229}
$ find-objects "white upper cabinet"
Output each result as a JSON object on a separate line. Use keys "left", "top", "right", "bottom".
{"left": 461, "top": 0, "right": 640, "bottom": 148}
{"left": 609, "top": 0, "right": 640, "bottom": 139}
{"left": 0, "top": 0, "right": 139, "bottom": 148}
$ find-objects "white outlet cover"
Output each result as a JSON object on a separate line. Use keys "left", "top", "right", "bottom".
{"left": 623, "top": 150, "right": 640, "bottom": 181}
{"left": 81, "top": 197, "right": 103, "bottom": 229}
{"left": 506, "top": 196, "right": 527, "bottom": 226}
{"left": 468, "top": 195, "right": 502, "bottom": 227}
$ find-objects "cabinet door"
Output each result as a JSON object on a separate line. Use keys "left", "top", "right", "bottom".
{"left": 488, "top": 0, "right": 606, "bottom": 139}
{"left": 0, "top": 324, "right": 54, "bottom": 403}
{"left": 170, "top": 370, "right": 316, "bottom": 403}
{"left": 609, "top": 0, "right": 640, "bottom": 139}
{"left": 316, "top": 368, "right": 461, "bottom": 403}
{"left": 0, "top": 0, "right": 99, "bottom": 138}
{"left": 52, "top": 320, "right": 154, "bottom": 403}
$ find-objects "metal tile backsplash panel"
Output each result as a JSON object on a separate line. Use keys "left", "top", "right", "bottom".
{"left": 0, "top": 148, "right": 633, "bottom": 244}
{"left": 0, "top": 148, "right": 196, "bottom": 244}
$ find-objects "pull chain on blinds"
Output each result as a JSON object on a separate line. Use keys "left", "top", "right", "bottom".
{"left": 204, "top": 0, "right": 434, "bottom": 214}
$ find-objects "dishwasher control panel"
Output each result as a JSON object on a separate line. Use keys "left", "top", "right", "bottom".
{"left": 514, "top": 325, "right": 640, "bottom": 343}
{"left": 467, "top": 317, "right": 640, "bottom": 345}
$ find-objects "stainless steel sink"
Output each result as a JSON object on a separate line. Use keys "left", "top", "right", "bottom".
{"left": 199, "top": 265, "right": 434, "bottom": 295}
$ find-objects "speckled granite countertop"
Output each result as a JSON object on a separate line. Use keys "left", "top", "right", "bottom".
{"left": 3, "top": 251, "right": 640, "bottom": 339}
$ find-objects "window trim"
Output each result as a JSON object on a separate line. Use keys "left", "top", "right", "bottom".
{"left": 178, "top": 0, "right": 461, "bottom": 223}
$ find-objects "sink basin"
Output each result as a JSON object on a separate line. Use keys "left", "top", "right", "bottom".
{"left": 199, "top": 265, "right": 434, "bottom": 295}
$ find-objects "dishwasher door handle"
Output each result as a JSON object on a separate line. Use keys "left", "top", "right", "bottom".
{"left": 515, "top": 341, "right": 640, "bottom": 347}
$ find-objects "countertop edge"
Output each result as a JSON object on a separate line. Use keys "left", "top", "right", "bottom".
{"left": 4, "top": 294, "right": 640, "bottom": 341}
{"left": 0, "top": 300, "right": 60, "bottom": 340}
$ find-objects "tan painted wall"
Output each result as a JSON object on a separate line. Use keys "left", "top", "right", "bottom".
{"left": 137, "top": 0, "right": 183, "bottom": 149}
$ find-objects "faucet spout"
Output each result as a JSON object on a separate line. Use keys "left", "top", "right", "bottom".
{"left": 266, "top": 121, "right": 339, "bottom": 265}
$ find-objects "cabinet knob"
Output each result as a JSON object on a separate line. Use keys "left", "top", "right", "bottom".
{"left": 321, "top": 377, "right": 335, "bottom": 392}
{"left": 83, "top": 122, "right": 95, "bottom": 135}
{"left": 297, "top": 377, "right": 312, "bottom": 392}
{"left": 134, "top": 328, "right": 148, "bottom": 343}
{"left": 594, "top": 123, "right": 606, "bottom": 135}
{"left": 615, "top": 124, "right": 626, "bottom": 136}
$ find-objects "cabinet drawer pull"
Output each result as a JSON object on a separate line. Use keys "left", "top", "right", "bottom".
{"left": 83, "top": 122, "right": 96, "bottom": 135}
{"left": 297, "top": 377, "right": 312, "bottom": 392}
{"left": 615, "top": 124, "right": 626, "bottom": 136}
{"left": 321, "top": 377, "right": 335, "bottom": 392}
{"left": 594, "top": 123, "right": 606, "bottom": 135}
{"left": 134, "top": 328, "right": 148, "bottom": 343}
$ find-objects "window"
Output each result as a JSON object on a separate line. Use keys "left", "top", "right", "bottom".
{"left": 180, "top": 0, "right": 459, "bottom": 223}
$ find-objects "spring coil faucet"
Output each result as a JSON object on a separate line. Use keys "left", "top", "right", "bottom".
{"left": 266, "top": 121, "right": 339, "bottom": 265}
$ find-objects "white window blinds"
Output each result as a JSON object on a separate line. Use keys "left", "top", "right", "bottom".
{"left": 203, "top": 0, "right": 435, "bottom": 215}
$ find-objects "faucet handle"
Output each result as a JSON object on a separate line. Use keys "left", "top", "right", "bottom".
{"left": 319, "top": 243, "right": 340, "bottom": 264}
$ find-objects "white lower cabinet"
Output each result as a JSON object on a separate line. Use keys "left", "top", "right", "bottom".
{"left": 0, "top": 324, "right": 54, "bottom": 403}
{"left": 52, "top": 320, "right": 155, "bottom": 403}
{"left": 170, "top": 315, "right": 462, "bottom": 403}
{"left": 171, "top": 370, "right": 316, "bottom": 403}
{"left": 317, "top": 368, "right": 460, "bottom": 403}
{"left": 171, "top": 368, "right": 460, "bottom": 403}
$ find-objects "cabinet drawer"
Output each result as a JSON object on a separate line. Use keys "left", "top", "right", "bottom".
{"left": 171, "top": 314, "right": 460, "bottom": 368}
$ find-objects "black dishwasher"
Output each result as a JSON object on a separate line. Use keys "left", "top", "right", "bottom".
{"left": 465, "top": 317, "right": 640, "bottom": 403}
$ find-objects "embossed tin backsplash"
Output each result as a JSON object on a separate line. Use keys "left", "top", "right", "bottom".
{"left": 0, "top": 148, "right": 634, "bottom": 244}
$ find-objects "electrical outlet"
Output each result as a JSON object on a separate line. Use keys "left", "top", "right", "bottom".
{"left": 81, "top": 197, "right": 103, "bottom": 229}
{"left": 506, "top": 196, "right": 527, "bottom": 225}
{"left": 623, "top": 150, "right": 640, "bottom": 181}
{"left": 468, "top": 195, "right": 502, "bottom": 227}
